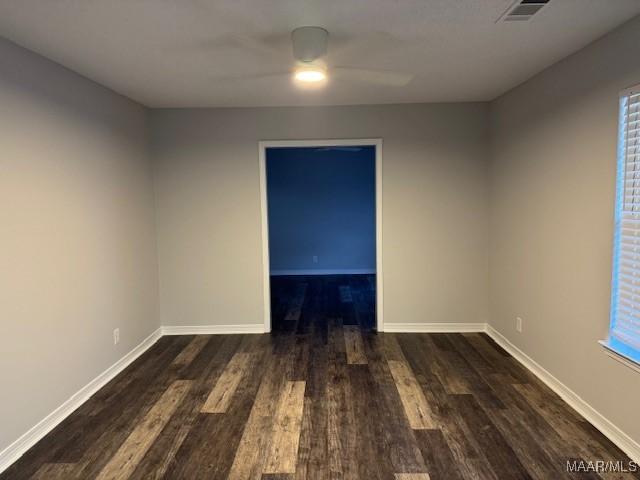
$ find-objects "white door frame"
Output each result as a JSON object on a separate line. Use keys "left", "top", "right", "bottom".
{"left": 258, "top": 138, "right": 384, "bottom": 333}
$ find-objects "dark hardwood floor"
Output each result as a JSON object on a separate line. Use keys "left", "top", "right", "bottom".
{"left": 270, "top": 274, "right": 377, "bottom": 333}
{"left": 2, "top": 274, "right": 637, "bottom": 479}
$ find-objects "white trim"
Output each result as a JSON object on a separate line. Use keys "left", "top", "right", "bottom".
{"left": 384, "top": 322, "right": 487, "bottom": 333}
{"left": 620, "top": 83, "right": 640, "bottom": 98}
{"left": 375, "top": 139, "right": 384, "bottom": 333}
{"left": 161, "top": 324, "right": 265, "bottom": 335}
{"left": 258, "top": 139, "right": 384, "bottom": 332}
{"left": 486, "top": 324, "right": 640, "bottom": 463}
{"left": 599, "top": 340, "right": 640, "bottom": 375}
{"left": 270, "top": 268, "right": 375, "bottom": 276}
{"left": 258, "top": 143, "right": 271, "bottom": 334}
{"left": 4, "top": 321, "right": 640, "bottom": 473}
{"left": 0, "top": 323, "right": 264, "bottom": 473}
{"left": 0, "top": 327, "right": 162, "bottom": 474}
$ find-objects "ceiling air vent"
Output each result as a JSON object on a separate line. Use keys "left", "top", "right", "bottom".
{"left": 498, "top": 0, "right": 550, "bottom": 22}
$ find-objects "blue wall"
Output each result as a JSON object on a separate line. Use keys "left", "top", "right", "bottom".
{"left": 266, "top": 146, "right": 376, "bottom": 275}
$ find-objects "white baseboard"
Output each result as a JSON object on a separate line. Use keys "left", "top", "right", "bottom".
{"left": 0, "top": 323, "right": 266, "bottom": 473}
{"left": 161, "top": 324, "right": 265, "bottom": 335}
{"left": 485, "top": 324, "right": 640, "bottom": 463}
{"left": 0, "top": 327, "right": 162, "bottom": 474}
{"left": 5, "top": 320, "right": 638, "bottom": 475}
{"left": 270, "top": 268, "right": 375, "bottom": 276}
{"left": 383, "top": 322, "right": 488, "bottom": 333}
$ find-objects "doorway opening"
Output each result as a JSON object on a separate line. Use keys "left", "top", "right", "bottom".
{"left": 259, "top": 139, "right": 383, "bottom": 333}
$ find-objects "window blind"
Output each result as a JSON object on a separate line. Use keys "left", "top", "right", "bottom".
{"left": 610, "top": 86, "right": 640, "bottom": 359}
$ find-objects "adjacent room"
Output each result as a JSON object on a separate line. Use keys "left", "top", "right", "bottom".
{"left": 1, "top": 1, "right": 640, "bottom": 479}
{"left": 266, "top": 145, "right": 378, "bottom": 333}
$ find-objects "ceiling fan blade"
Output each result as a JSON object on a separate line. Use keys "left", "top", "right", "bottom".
{"left": 172, "top": 34, "right": 285, "bottom": 58}
{"left": 333, "top": 67, "right": 413, "bottom": 87}
{"left": 165, "top": 24, "right": 287, "bottom": 61}
{"left": 226, "top": 34, "right": 284, "bottom": 58}
{"left": 209, "top": 71, "right": 290, "bottom": 84}
{"left": 330, "top": 32, "right": 408, "bottom": 63}
{"left": 176, "top": 3, "right": 287, "bottom": 58}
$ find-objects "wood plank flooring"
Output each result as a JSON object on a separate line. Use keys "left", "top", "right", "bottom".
{"left": 2, "top": 274, "right": 637, "bottom": 479}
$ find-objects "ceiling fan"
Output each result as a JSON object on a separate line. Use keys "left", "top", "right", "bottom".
{"left": 210, "top": 26, "right": 414, "bottom": 87}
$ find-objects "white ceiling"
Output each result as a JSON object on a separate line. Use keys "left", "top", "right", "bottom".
{"left": 1, "top": 0, "right": 639, "bottom": 108}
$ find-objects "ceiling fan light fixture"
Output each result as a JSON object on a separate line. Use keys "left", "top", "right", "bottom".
{"left": 293, "top": 66, "right": 327, "bottom": 83}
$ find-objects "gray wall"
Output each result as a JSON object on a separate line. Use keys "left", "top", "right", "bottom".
{"left": 7, "top": 11, "right": 640, "bottom": 461}
{"left": 0, "top": 39, "right": 159, "bottom": 453}
{"left": 489, "top": 16, "right": 640, "bottom": 444}
{"left": 267, "top": 146, "right": 376, "bottom": 275}
{"left": 151, "top": 103, "right": 490, "bottom": 328}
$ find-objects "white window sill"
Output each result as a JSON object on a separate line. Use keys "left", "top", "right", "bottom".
{"left": 599, "top": 340, "right": 640, "bottom": 374}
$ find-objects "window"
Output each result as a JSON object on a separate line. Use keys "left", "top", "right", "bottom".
{"left": 605, "top": 85, "right": 640, "bottom": 367}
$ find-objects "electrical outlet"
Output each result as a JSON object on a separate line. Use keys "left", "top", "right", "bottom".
{"left": 516, "top": 317, "right": 523, "bottom": 333}
{"left": 312, "top": 255, "right": 318, "bottom": 263}
{"left": 113, "top": 328, "right": 120, "bottom": 345}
